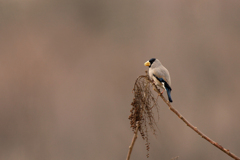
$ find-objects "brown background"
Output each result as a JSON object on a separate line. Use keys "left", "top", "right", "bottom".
{"left": 0, "top": 1, "right": 240, "bottom": 160}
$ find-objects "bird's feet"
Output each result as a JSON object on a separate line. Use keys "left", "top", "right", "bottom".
{"left": 161, "top": 90, "right": 164, "bottom": 94}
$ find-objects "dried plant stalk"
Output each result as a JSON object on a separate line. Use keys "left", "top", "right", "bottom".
{"left": 127, "top": 72, "right": 240, "bottom": 160}
{"left": 126, "top": 121, "right": 140, "bottom": 160}
{"left": 147, "top": 75, "right": 240, "bottom": 160}
{"left": 171, "top": 156, "right": 179, "bottom": 160}
{"left": 129, "top": 74, "right": 159, "bottom": 157}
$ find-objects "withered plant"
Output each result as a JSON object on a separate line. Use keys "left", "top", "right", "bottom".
{"left": 126, "top": 72, "right": 240, "bottom": 160}
{"left": 129, "top": 74, "right": 159, "bottom": 158}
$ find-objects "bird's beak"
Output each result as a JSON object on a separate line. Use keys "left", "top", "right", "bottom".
{"left": 144, "top": 61, "right": 150, "bottom": 66}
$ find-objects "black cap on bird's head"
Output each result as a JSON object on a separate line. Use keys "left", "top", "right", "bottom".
{"left": 144, "top": 58, "right": 156, "bottom": 68}
{"left": 149, "top": 58, "right": 156, "bottom": 64}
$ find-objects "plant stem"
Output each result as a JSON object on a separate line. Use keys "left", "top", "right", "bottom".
{"left": 151, "top": 80, "right": 240, "bottom": 160}
{"left": 126, "top": 121, "right": 140, "bottom": 160}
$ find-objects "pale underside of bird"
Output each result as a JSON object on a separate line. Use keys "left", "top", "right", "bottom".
{"left": 144, "top": 58, "right": 173, "bottom": 103}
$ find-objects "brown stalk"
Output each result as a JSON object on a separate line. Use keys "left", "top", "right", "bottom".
{"left": 148, "top": 75, "right": 240, "bottom": 160}
{"left": 127, "top": 73, "right": 240, "bottom": 160}
{"left": 126, "top": 121, "right": 140, "bottom": 160}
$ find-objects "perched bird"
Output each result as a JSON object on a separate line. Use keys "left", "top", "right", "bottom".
{"left": 144, "top": 58, "right": 173, "bottom": 102}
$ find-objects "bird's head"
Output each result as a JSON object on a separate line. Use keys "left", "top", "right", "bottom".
{"left": 144, "top": 58, "right": 156, "bottom": 68}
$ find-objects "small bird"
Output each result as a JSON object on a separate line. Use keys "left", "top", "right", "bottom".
{"left": 144, "top": 58, "right": 173, "bottom": 102}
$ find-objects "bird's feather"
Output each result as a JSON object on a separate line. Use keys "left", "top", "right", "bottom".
{"left": 153, "top": 74, "right": 173, "bottom": 102}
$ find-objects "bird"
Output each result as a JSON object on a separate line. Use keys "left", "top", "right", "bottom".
{"left": 144, "top": 58, "right": 173, "bottom": 102}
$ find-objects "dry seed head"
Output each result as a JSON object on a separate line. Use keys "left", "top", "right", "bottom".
{"left": 129, "top": 73, "right": 160, "bottom": 157}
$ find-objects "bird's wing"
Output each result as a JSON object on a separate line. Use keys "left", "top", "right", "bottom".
{"left": 153, "top": 74, "right": 172, "bottom": 91}
{"left": 152, "top": 67, "right": 171, "bottom": 86}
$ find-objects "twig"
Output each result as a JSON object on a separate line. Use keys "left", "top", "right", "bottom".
{"left": 148, "top": 77, "right": 240, "bottom": 160}
{"left": 126, "top": 121, "right": 140, "bottom": 160}
{"left": 171, "top": 156, "right": 179, "bottom": 160}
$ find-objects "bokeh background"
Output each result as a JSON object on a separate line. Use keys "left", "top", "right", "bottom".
{"left": 0, "top": 0, "right": 240, "bottom": 160}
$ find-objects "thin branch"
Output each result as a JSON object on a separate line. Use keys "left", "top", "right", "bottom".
{"left": 126, "top": 121, "right": 140, "bottom": 160}
{"left": 147, "top": 76, "right": 240, "bottom": 160}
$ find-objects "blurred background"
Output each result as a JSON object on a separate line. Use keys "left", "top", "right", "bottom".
{"left": 0, "top": 0, "right": 240, "bottom": 160}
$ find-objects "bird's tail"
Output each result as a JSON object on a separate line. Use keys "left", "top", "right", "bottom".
{"left": 166, "top": 88, "right": 173, "bottom": 103}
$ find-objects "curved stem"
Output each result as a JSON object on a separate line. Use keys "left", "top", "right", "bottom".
{"left": 150, "top": 78, "right": 240, "bottom": 160}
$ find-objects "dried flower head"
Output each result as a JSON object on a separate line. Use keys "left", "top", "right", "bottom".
{"left": 129, "top": 72, "right": 160, "bottom": 157}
